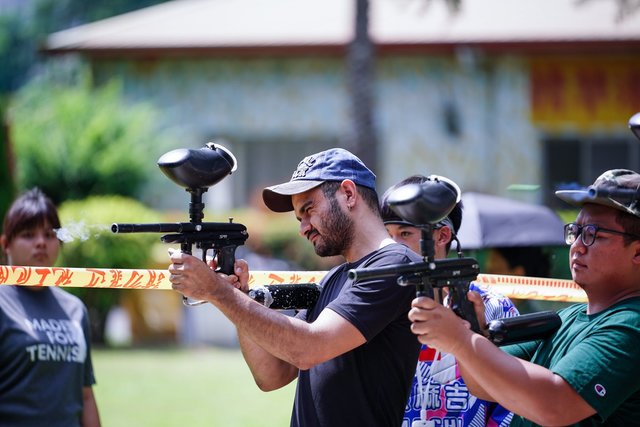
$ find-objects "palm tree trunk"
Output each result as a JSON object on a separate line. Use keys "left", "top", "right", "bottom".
{"left": 346, "top": 0, "right": 378, "bottom": 172}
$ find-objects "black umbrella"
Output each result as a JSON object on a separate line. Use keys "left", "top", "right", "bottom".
{"left": 456, "top": 192, "right": 566, "bottom": 250}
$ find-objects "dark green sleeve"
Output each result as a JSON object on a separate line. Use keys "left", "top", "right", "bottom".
{"left": 500, "top": 339, "right": 541, "bottom": 361}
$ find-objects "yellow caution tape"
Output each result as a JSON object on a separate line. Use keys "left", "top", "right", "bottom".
{"left": 0, "top": 265, "right": 586, "bottom": 302}
{"left": 474, "top": 274, "right": 586, "bottom": 303}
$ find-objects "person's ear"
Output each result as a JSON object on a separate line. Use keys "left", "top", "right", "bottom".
{"left": 631, "top": 241, "right": 640, "bottom": 266}
{"left": 0, "top": 235, "right": 7, "bottom": 251}
{"left": 434, "top": 226, "right": 452, "bottom": 248}
{"left": 339, "top": 179, "right": 358, "bottom": 210}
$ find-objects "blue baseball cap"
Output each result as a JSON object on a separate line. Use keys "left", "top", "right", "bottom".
{"left": 262, "top": 148, "right": 376, "bottom": 212}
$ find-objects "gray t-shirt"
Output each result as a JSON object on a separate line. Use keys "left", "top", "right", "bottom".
{"left": 0, "top": 285, "right": 95, "bottom": 427}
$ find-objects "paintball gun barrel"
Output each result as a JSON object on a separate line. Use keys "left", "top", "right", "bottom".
{"left": 348, "top": 257, "right": 479, "bottom": 285}
{"left": 111, "top": 220, "right": 248, "bottom": 277}
{"left": 587, "top": 186, "right": 640, "bottom": 204}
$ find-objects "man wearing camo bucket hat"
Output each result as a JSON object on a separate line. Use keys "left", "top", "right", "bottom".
{"left": 408, "top": 168, "right": 640, "bottom": 426}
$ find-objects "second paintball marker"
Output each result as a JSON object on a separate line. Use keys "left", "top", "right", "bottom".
{"left": 585, "top": 113, "right": 640, "bottom": 203}
{"left": 348, "top": 175, "right": 561, "bottom": 345}
{"left": 349, "top": 176, "right": 482, "bottom": 333}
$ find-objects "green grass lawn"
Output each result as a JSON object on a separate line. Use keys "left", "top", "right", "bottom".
{"left": 92, "top": 347, "right": 296, "bottom": 427}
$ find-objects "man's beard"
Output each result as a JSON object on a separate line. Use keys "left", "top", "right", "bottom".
{"left": 311, "top": 201, "right": 354, "bottom": 257}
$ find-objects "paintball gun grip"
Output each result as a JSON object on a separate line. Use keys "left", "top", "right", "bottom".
{"left": 216, "top": 245, "right": 237, "bottom": 275}
{"left": 181, "top": 242, "right": 208, "bottom": 307}
{"left": 415, "top": 285, "right": 434, "bottom": 299}
{"left": 457, "top": 298, "right": 481, "bottom": 334}
{"left": 448, "top": 284, "right": 481, "bottom": 334}
{"left": 183, "top": 243, "right": 240, "bottom": 307}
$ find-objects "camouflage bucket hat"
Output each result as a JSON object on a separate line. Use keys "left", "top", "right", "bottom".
{"left": 555, "top": 169, "right": 640, "bottom": 218}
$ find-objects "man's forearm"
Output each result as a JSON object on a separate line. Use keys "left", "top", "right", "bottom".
{"left": 455, "top": 334, "right": 595, "bottom": 425}
{"left": 207, "top": 283, "right": 317, "bottom": 369}
{"left": 457, "top": 362, "right": 494, "bottom": 401}
{"left": 238, "top": 332, "right": 298, "bottom": 391}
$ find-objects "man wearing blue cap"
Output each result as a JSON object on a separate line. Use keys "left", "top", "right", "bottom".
{"left": 408, "top": 169, "right": 640, "bottom": 426}
{"left": 169, "top": 148, "right": 422, "bottom": 426}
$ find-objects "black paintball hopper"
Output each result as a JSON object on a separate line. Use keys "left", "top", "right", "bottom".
{"left": 158, "top": 142, "right": 237, "bottom": 189}
{"left": 386, "top": 178, "right": 460, "bottom": 227}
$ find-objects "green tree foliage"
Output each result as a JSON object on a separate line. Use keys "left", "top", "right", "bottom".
{"left": 9, "top": 67, "right": 162, "bottom": 204}
{"left": 0, "top": 123, "right": 15, "bottom": 227}
{"left": 0, "top": 0, "right": 171, "bottom": 216}
{"left": 0, "top": 0, "right": 171, "bottom": 96}
{"left": 33, "top": 0, "right": 172, "bottom": 33}
{"left": 0, "top": 14, "right": 36, "bottom": 95}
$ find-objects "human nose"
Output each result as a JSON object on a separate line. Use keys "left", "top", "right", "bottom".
{"left": 299, "top": 217, "right": 312, "bottom": 238}
{"left": 34, "top": 232, "right": 48, "bottom": 246}
{"left": 570, "top": 233, "right": 587, "bottom": 255}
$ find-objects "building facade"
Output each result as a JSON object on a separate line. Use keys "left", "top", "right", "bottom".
{"left": 44, "top": 0, "right": 640, "bottom": 210}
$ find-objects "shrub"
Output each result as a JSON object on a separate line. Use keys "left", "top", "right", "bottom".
{"left": 8, "top": 65, "right": 166, "bottom": 204}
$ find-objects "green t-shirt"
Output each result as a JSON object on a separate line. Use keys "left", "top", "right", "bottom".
{"left": 503, "top": 297, "right": 640, "bottom": 427}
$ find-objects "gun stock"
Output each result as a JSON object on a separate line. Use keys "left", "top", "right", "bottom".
{"left": 488, "top": 311, "right": 561, "bottom": 346}
{"left": 248, "top": 284, "right": 321, "bottom": 310}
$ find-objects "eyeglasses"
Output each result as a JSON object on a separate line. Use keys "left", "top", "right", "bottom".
{"left": 564, "top": 223, "right": 640, "bottom": 247}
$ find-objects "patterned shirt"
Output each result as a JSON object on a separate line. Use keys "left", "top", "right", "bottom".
{"left": 402, "top": 283, "right": 519, "bottom": 427}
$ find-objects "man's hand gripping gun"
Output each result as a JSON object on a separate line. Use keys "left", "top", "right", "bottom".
{"left": 112, "top": 143, "right": 249, "bottom": 306}
{"left": 348, "top": 177, "right": 560, "bottom": 346}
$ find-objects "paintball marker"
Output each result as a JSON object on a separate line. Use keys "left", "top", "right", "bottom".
{"left": 584, "top": 112, "right": 640, "bottom": 202}
{"left": 349, "top": 176, "right": 482, "bottom": 333}
{"left": 112, "top": 142, "right": 249, "bottom": 306}
{"left": 556, "top": 113, "right": 640, "bottom": 216}
{"left": 348, "top": 176, "right": 561, "bottom": 345}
